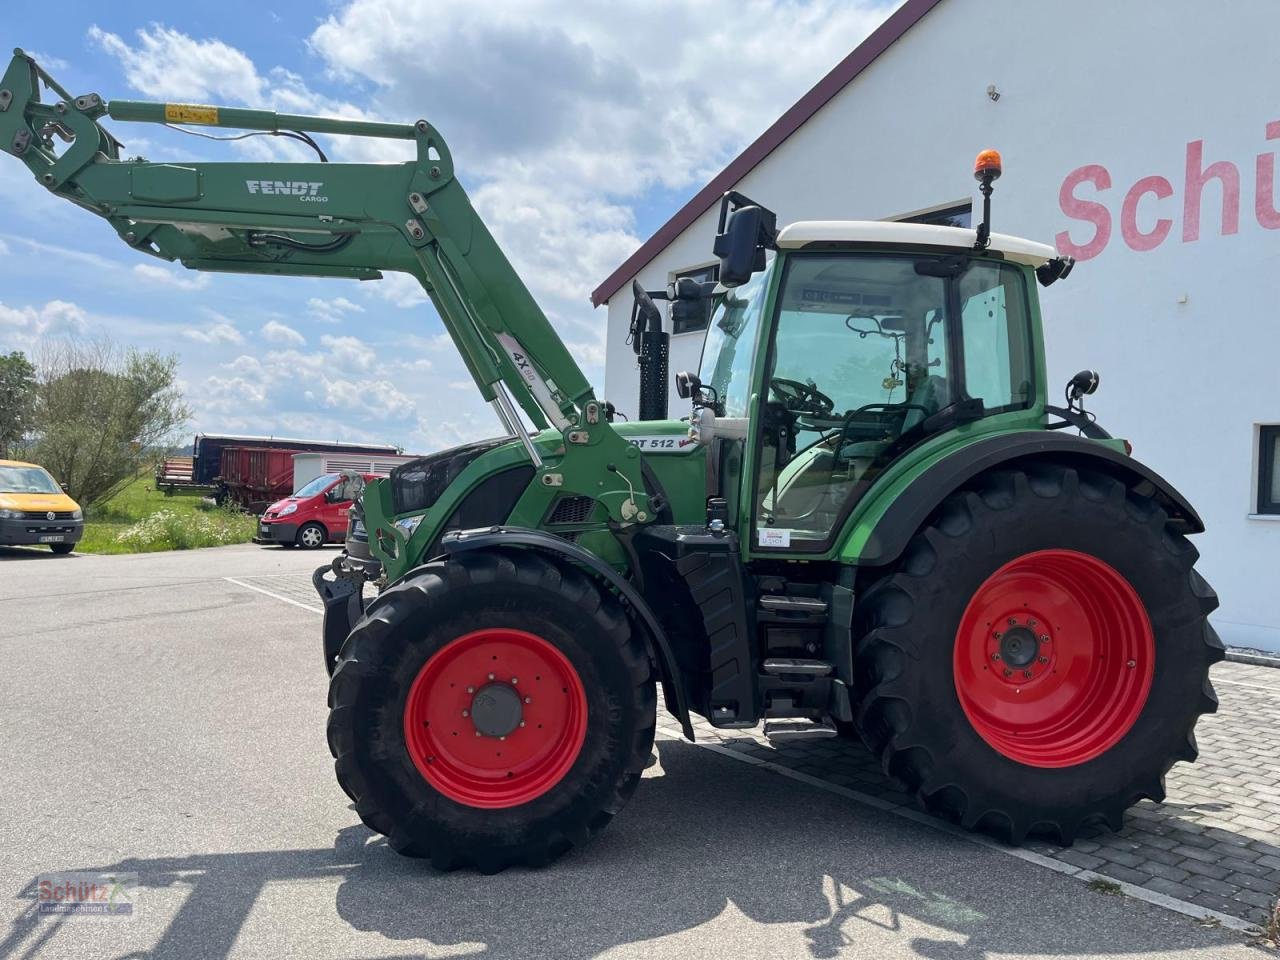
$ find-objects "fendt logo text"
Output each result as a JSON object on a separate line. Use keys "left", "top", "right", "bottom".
{"left": 245, "top": 180, "right": 328, "bottom": 202}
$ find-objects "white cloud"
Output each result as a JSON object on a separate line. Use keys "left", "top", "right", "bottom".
{"left": 182, "top": 322, "right": 244, "bottom": 345}
{"left": 0, "top": 299, "right": 88, "bottom": 337}
{"left": 133, "top": 263, "right": 211, "bottom": 291}
{"left": 89, "top": 25, "right": 266, "bottom": 103}
{"left": 261, "top": 320, "right": 306, "bottom": 345}
{"left": 307, "top": 296, "right": 366, "bottom": 324}
{"left": 320, "top": 334, "right": 375, "bottom": 370}
{"left": 320, "top": 377, "right": 416, "bottom": 418}
{"left": 0, "top": 238, "right": 10, "bottom": 256}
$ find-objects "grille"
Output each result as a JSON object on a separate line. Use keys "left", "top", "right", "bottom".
{"left": 21, "top": 510, "right": 76, "bottom": 520}
{"left": 547, "top": 496, "right": 597, "bottom": 525}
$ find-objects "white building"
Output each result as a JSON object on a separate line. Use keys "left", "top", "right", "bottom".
{"left": 594, "top": 0, "right": 1280, "bottom": 653}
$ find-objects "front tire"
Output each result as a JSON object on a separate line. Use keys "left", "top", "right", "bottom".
{"left": 296, "top": 522, "right": 327, "bottom": 550}
{"left": 327, "top": 548, "right": 656, "bottom": 871}
{"left": 853, "top": 464, "right": 1223, "bottom": 844}
{"left": 49, "top": 543, "right": 74, "bottom": 555}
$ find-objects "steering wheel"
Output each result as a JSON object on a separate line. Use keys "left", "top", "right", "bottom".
{"left": 770, "top": 377, "right": 835, "bottom": 416}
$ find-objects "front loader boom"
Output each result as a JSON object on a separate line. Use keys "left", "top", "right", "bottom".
{"left": 0, "top": 49, "right": 654, "bottom": 526}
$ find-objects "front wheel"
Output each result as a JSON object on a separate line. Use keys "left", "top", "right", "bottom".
{"left": 296, "top": 522, "right": 327, "bottom": 550}
{"left": 853, "top": 464, "right": 1223, "bottom": 844}
{"left": 49, "top": 543, "right": 75, "bottom": 555}
{"left": 327, "top": 548, "right": 656, "bottom": 871}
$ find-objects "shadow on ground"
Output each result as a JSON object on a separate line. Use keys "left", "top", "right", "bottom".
{"left": 0, "top": 743, "right": 1257, "bottom": 960}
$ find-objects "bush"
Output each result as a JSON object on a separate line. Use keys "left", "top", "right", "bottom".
{"left": 111, "top": 506, "right": 257, "bottom": 552}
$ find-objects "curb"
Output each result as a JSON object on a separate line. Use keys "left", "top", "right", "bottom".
{"left": 658, "top": 728, "right": 1267, "bottom": 940}
{"left": 1226, "top": 648, "right": 1280, "bottom": 669}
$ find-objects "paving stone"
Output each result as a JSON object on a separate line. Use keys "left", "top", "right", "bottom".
{"left": 1232, "top": 888, "right": 1279, "bottom": 910}
{"left": 1055, "top": 849, "right": 1105, "bottom": 871}
{"left": 1187, "top": 874, "right": 1241, "bottom": 898}
{"left": 1142, "top": 876, "right": 1198, "bottom": 901}
{"left": 1137, "top": 861, "right": 1191, "bottom": 883}
{"left": 1096, "top": 862, "right": 1151, "bottom": 886}
{"left": 1227, "top": 872, "right": 1280, "bottom": 895}
{"left": 1179, "top": 858, "right": 1233, "bottom": 881}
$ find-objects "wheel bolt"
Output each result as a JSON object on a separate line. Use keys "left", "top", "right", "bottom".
{"left": 499, "top": 736, "right": 505, "bottom": 741}
{"left": 524, "top": 697, "right": 531, "bottom": 704}
{"left": 1007, "top": 617, "right": 1018, "bottom": 626}
{"left": 993, "top": 632, "right": 1003, "bottom": 640}
{"left": 488, "top": 673, "right": 495, "bottom": 681}
{"left": 991, "top": 653, "right": 1000, "bottom": 661}
{"left": 466, "top": 686, "right": 475, "bottom": 694}
{"left": 519, "top": 721, "right": 526, "bottom": 728}
{"left": 1039, "top": 635, "right": 1050, "bottom": 643}
{"left": 1038, "top": 655, "right": 1048, "bottom": 664}
{"left": 475, "top": 731, "right": 481, "bottom": 737}
{"left": 462, "top": 709, "right": 469, "bottom": 718}
{"left": 1127, "top": 659, "right": 1136, "bottom": 668}
{"left": 511, "top": 677, "right": 518, "bottom": 685}
{"left": 1003, "top": 668, "right": 1013, "bottom": 678}
{"left": 1022, "top": 670, "right": 1033, "bottom": 679}
{"left": 1028, "top": 618, "right": 1038, "bottom": 628}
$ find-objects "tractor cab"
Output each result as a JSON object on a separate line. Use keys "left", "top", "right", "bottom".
{"left": 692, "top": 221, "right": 1052, "bottom": 555}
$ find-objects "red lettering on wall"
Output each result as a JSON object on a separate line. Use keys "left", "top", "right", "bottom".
{"left": 1055, "top": 164, "right": 1112, "bottom": 261}
{"left": 1183, "top": 140, "right": 1240, "bottom": 242}
{"left": 1120, "top": 175, "right": 1174, "bottom": 252}
{"left": 1255, "top": 120, "right": 1280, "bottom": 230}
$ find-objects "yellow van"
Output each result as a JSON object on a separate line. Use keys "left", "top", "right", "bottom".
{"left": 0, "top": 459, "right": 84, "bottom": 554}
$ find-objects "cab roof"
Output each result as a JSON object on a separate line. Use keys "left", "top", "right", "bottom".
{"left": 775, "top": 220, "right": 1057, "bottom": 267}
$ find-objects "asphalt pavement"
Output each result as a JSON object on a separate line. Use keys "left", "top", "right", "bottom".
{"left": 0, "top": 543, "right": 1271, "bottom": 959}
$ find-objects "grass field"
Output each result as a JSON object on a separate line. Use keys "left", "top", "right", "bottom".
{"left": 77, "top": 473, "right": 257, "bottom": 554}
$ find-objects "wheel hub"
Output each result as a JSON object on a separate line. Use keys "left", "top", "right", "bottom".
{"left": 470, "top": 681, "right": 523, "bottom": 738}
{"left": 998, "top": 624, "right": 1041, "bottom": 669}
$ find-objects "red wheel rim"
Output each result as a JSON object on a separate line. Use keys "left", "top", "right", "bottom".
{"left": 953, "top": 549, "right": 1154, "bottom": 768}
{"left": 403, "top": 628, "right": 588, "bottom": 808}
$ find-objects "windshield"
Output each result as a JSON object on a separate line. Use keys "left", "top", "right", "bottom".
{"left": 0, "top": 465, "right": 62, "bottom": 494}
{"left": 697, "top": 265, "right": 771, "bottom": 417}
{"left": 294, "top": 474, "right": 339, "bottom": 498}
{"left": 755, "top": 253, "right": 1033, "bottom": 549}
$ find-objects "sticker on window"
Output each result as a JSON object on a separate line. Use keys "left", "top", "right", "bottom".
{"left": 758, "top": 528, "right": 791, "bottom": 548}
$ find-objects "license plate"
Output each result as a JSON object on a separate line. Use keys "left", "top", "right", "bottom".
{"left": 259, "top": 525, "right": 269, "bottom": 537}
{"left": 39, "top": 535, "right": 64, "bottom": 543}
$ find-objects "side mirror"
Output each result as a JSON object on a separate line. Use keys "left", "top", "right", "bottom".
{"left": 712, "top": 191, "right": 777, "bottom": 287}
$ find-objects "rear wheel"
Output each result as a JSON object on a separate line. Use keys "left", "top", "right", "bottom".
{"left": 852, "top": 464, "right": 1223, "bottom": 844}
{"left": 296, "top": 522, "right": 327, "bottom": 549}
{"left": 327, "top": 548, "right": 655, "bottom": 871}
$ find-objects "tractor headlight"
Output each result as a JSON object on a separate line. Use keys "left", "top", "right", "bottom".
{"left": 279, "top": 503, "right": 298, "bottom": 516}
{"left": 393, "top": 515, "right": 424, "bottom": 538}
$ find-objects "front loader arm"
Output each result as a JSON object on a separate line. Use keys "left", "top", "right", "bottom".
{"left": 0, "top": 49, "right": 655, "bottom": 526}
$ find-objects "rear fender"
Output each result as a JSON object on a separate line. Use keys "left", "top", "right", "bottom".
{"left": 859, "top": 432, "right": 1204, "bottom": 568}
{"left": 437, "top": 526, "right": 695, "bottom": 741}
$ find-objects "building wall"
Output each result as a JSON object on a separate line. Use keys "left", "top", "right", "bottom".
{"left": 601, "top": 0, "right": 1280, "bottom": 651}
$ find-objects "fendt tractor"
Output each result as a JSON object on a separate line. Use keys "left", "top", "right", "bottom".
{"left": 2, "top": 50, "right": 1223, "bottom": 872}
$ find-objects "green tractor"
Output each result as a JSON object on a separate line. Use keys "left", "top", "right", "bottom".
{"left": 2, "top": 52, "right": 1222, "bottom": 872}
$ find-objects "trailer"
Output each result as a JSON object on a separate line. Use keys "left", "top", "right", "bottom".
{"left": 194, "top": 434, "right": 398, "bottom": 486}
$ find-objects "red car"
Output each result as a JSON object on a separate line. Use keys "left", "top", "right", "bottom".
{"left": 256, "top": 472, "right": 375, "bottom": 549}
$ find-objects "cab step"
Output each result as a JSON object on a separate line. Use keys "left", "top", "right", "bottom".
{"left": 759, "top": 595, "right": 828, "bottom": 614}
{"left": 762, "top": 658, "right": 833, "bottom": 677}
{"left": 762, "top": 718, "right": 838, "bottom": 740}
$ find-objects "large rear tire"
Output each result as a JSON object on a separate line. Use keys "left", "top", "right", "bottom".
{"left": 852, "top": 464, "right": 1223, "bottom": 844}
{"left": 327, "top": 548, "right": 656, "bottom": 871}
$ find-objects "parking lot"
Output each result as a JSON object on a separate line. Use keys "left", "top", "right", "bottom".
{"left": 0, "top": 543, "right": 1275, "bottom": 959}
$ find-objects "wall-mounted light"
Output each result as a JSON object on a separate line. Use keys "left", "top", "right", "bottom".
{"left": 987, "top": 84, "right": 1001, "bottom": 102}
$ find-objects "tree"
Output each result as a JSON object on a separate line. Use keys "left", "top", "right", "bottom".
{"left": 0, "top": 351, "right": 36, "bottom": 458}
{"left": 31, "top": 340, "right": 191, "bottom": 504}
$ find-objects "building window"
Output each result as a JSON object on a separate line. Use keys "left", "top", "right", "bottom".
{"left": 1259, "top": 426, "right": 1280, "bottom": 515}
{"left": 903, "top": 203, "right": 973, "bottom": 228}
{"left": 671, "top": 263, "right": 719, "bottom": 335}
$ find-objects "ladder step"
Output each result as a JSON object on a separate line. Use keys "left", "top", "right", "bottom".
{"left": 762, "top": 658, "right": 833, "bottom": 677}
{"left": 763, "top": 718, "right": 838, "bottom": 741}
{"left": 759, "top": 595, "right": 828, "bottom": 613}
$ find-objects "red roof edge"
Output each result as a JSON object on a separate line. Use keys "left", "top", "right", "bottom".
{"left": 590, "top": 0, "right": 945, "bottom": 307}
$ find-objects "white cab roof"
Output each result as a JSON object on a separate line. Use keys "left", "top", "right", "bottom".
{"left": 776, "top": 220, "right": 1057, "bottom": 267}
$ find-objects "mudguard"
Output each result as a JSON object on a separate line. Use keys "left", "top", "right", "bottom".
{"left": 860, "top": 431, "right": 1204, "bottom": 567}
{"left": 437, "top": 525, "right": 696, "bottom": 741}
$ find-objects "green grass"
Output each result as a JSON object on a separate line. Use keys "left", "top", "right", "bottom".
{"left": 77, "top": 473, "right": 257, "bottom": 554}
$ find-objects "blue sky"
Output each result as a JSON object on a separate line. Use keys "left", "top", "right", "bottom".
{"left": 1, "top": 0, "right": 895, "bottom": 452}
